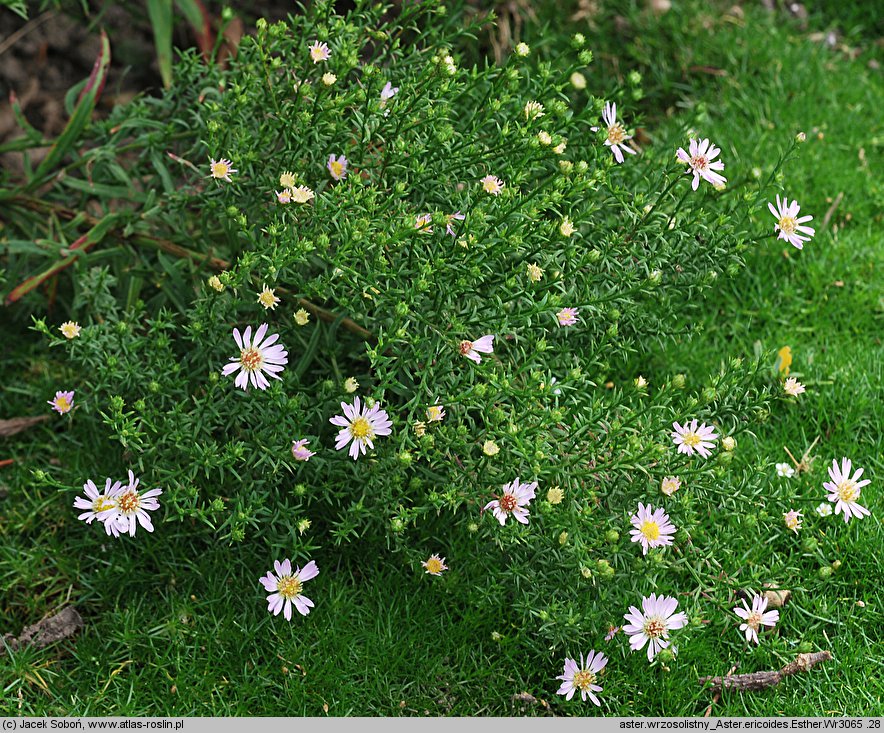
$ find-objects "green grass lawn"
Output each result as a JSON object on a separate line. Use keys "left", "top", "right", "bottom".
{"left": 2, "top": 2, "right": 882, "bottom": 717}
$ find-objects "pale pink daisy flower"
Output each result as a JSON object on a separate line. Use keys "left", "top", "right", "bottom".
{"left": 824, "top": 458, "right": 871, "bottom": 523}
{"left": 483, "top": 477, "right": 537, "bottom": 526}
{"left": 209, "top": 158, "right": 236, "bottom": 182}
{"left": 604, "top": 625, "right": 620, "bottom": 642}
{"left": 380, "top": 81, "right": 399, "bottom": 106}
{"left": 556, "top": 307, "right": 579, "bottom": 327}
{"left": 49, "top": 390, "right": 75, "bottom": 415}
{"left": 260, "top": 559, "right": 319, "bottom": 620}
{"left": 600, "top": 102, "right": 636, "bottom": 164}
{"left": 480, "top": 175, "right": 504, "bottom": 196}
{"left": 676, "top": 138, "right": 726, "bottom": 191}
{"left": 445, "top": 212, "right": 465, "bottom": 236}
{"left": 784, "top": 377, "right": 806, "bottom": 397}
{"left": 106, "top": 470, "right": 162, "bottom": 536}
{"left": 276, "top": 189, "right": 292, "bottom": 204}
{"left": 661, "top": 476, "right": 681, "bottom": 497}
{"left": 784, "top": 509, "right": 802, "bottom": 533}
{"left": 222, "top": 324, "right": 288, "bottom": 391}
{"left": 671, "top": 419, "right": 718, "bottom": 458}
{"left": 555, "top": 650, "right": 607, "bottom": 705}
{"left": 415, "top": 213, "right": 433, "bottom": 233}
{"left": 734, "top": 594, "right": 779, "bottom": 645}
{"left": 459, "top": 335, "right": 495, "bottom": 364}
{"left": 623, "top": 593, "right": 688, "bottom": 661}
{"left": 291, "top": 439, "right": 316, "bottom": 462}
{"left": 327, "top": 154, "right": 348, "bottom": 181}
{"left": 769, "top": 194, "right": 815, "bottom": 249}
{"left": 426, "top": 404, "right": 445, "bottom": 422}
{"left": 329, "top": 396, "right": 393, "bottom": 460}
{"left": 308, "top": 41, "right": 330, "bottom": 63}
{"left": 73, "top": 477, "right": 126, "bottom": 537}
{"left": 629, "top": 503, "right": 676, "bottom": 555}
{"left": 422, "top": 554, "right": 448, "bottom": 576}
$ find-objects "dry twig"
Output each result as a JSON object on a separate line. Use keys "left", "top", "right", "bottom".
{"left": 700, "top": 651, "right": 832, "bottom": 692}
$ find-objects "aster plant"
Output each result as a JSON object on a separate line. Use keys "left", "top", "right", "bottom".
{"left": 6, "top": 0, "right": 863, "bottom": 706}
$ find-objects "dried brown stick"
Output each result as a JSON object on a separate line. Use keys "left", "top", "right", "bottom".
{"left": 820, "top": 192, "right": 844, "bottom": 232}
{"left": 0, "top": 415, "right": 50, "bottom": 437}
{"left": 2, "top": 607, "right": 84, "bottom": 654}
{"left": 700, "top": 651, "right": 832, "bottom": 692}
{"left": 703, "top": 663, "right": 738, "bottom": 716}
{"left": 8, "top": 196, "right": 374, "bottom": 341}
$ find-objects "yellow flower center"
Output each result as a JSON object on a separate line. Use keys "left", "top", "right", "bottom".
{"left": 277, "top": 575, "right": 302, "bottom": 600}
{"left": 640, "top": 520, "right": 661, "bottom": 541}
{"left": 424, "top": 557, "right": 444, "bottom": 574}
{"left": 499, "top": 493, "right": 517, "bottom": 512}
{"left": 644, "top": 617, "right": 666, "bottom": 639}
{"left": 61, "top": 323, "right": 80, "bottom": 338}
{"left": 682, "top": 432, "right": 701, "bottom": 448}
{"left": 117, "top": 490, "right": 139, "bottom": 514}
{"left": 483, "top": 179, "right": 499, "bottom": 193}
{"left": 572, "top": 669, "right": 596, "bottom": 692}
{"left": 607, "top": 123, "right": 627, "bottom": 145}
{"left": 836, "top": 480, "right": 858, "bottom": 503}
{"left": 240, "top": 347, "right": 263, "bottom": 372}
{"left": 427, "top": 406, "right": 443, "bottom": 421}
{"left": 211, "top": 162, "right": 229, "bottom": 178}
{"left": 778, "top": 216, "right": 797, "bottom": 235}
{"left": 690, "top": 155, "right": 708, "bottom": 171}
{"left": 349, "top": 417, "right": 372, "bottom": 440}
{"left": 746, "top": 611, "right": 762, "bottom": 631}
{"left": 55, "top": 396, "right": 71, "bottom": 412}
{"left": 92, "top": 496, "right": 115, "bottom": 513}
{"left": 258, "top": 290, "right": 277, "bottom": 308}
{"left": 330, "top": 161, "right": 345, "bottom": 178}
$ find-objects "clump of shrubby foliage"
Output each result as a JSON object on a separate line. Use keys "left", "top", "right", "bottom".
{"left": 12, "top": 0, "right": 786, "bottom": 656}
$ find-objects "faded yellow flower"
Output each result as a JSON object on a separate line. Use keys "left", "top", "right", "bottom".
{"left": 294, "top": 308, "right": 310, "bottom": 326}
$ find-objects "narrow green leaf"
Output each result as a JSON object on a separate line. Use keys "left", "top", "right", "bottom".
{"left": 147, "top": 0, "right": 174, "bottom": 90}
{"left": 29, "top": 31, "right": 111, "bottom": 186}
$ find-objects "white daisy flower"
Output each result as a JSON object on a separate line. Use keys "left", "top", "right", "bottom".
{"left": 629, "top": 503, "right": 676, "bottom": 555}
{"left": 671, "top": 419, "right": 718, "bottom": 458}
{"left": 769, "top": 194, "right": 815, "bottom": 250}
{"left": 676, "top": 138, "right": 726, "bottom": 190}
{"left": 823, "top": 458, "right": 871, "bottom": 523}
{"left": 483, "top": 477, "right": 537, "bottom": 526}
{"left": 260, "top": 559, "right": 319, "bottom": 620}
{"left": 106, "top": 470, "right": 163, "bottom": 536}
{"left": 784, "top": 377, "right": 806, "bottom": 396}
{"left": 776, "top": 462, "right": 796, "bottom": 478}
{"left": 221, "top": 324, "right": 288, "bottom": 391}
{"left": 734, "top": 594, "right": 779, "bottom": 645}
{"left": 555, "top": 650, "right": 607, "bottom": 705}
{"left": 329, "top": 396, "right": 393, "bottom": 460}
{"left": 459, "top": 335, "right": 495, "bottom": 364}
{"left": 73, "top": 477, "right": 125, "bottom": 537}
{"left": 600, "top": 102, "right": 636, "bottom": 164}
{"left": 623, "top": 593, "right": 688, "bottom": 662}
